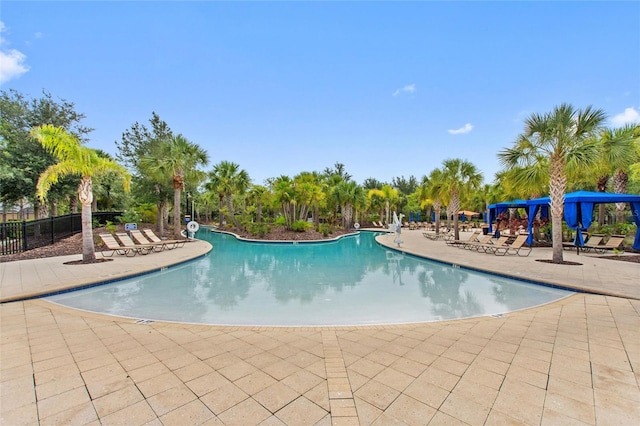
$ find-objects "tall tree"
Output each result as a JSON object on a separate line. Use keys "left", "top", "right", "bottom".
{"left": 208, "top": 161, "right": 250, "bottom": 231}
{"left": 440, "top": 159, "right": 483, "bottom": 241}
{"left": 585, "top": 124, "right": 640, "bottom": 224}
{"left": 392, "top": 175, "right": 418, "bottom": 195}
{"left": 141, "top": 135, "right": 208, "bottom": 238}
{"left": 272, "top": 175, "right": 296, "bottom": 229}
{"left": 31, "top": 125, "right": 130, "bottom": 263}
{"left": 332, "top": 180, "right": 364, "bottom": 230}
{"left": 425, "top": 168, "right": 447, "bottom": 234}
{"left": 498, "top": 103, "right": 606, "bottom": 263}
{"left": 247, "top": 184, "right": 270, "bottom": 223}
{"left": 116, "top": 112, "right": 174, "bottom": 231}
{"left": 323, "top": 162, "right": 352, "bottom": 182}
{"left": 367, "top": 184, "right": 399, "bottom": 226}
{"left": 1, "top": 89, "right": 92, "bottom": 217}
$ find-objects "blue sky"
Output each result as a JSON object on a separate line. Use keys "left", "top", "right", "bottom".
{"left": 2, "top": 1, "right": 639, "bottom": 187}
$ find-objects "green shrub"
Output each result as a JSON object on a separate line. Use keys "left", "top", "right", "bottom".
{"left": 105, "top": 221, "right": 117, "bottom": 233}
{"left": 136, "top": 203, "right": 157, "bottom": 224}
{"left": 247, "top": 222, "right": 271, "bottom": 238}
{"left": 318, "top": 223, "right": 333, "bottom": 237}
{"left": 593, "top": 223, "right": 636, "bottom": 237}
{"left": 274, "top": 215, "right": 286, "bottom": 226}
{"left": 118, "top": 209, "right": 141, "bottom": 224}
{"left": 291, "top": 220, "right": 312, "bottom": 232}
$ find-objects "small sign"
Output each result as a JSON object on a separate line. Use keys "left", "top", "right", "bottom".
{"left": 125, "top": 223, "right": 137, "bottom": 231}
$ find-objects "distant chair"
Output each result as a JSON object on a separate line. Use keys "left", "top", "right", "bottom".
{"left": 446, "top": 229, "right": 481, "bottom": 247}
{"left": 563, "top": 233, "right": 605, "bottom": 253}
{"left": 461, "top": 233, "right": 494, "bottom": 250}
{"left": 593, "top": 235, "right": 626, "bottom": 254}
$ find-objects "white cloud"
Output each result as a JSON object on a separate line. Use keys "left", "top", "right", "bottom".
{"left": 611, "top": 107, "right": 640, "bottom": 126}
{"left": 448, "top": 123, "right": 474, "bottom": 135}
{"left": 0, "top": 21, "right": 30, "bottom": 83}
{"left": 393, "top": 84, "right": 416, "bottom": 97}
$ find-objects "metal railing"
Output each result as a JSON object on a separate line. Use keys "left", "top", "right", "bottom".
{"left": 1, "top": 212, "right": 122, "bottom": 256}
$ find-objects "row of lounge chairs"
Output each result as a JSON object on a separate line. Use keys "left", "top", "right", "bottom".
{"left": 445, "top": 230, "right": 532, "bottom": 256}
{"left": 99, "top": 229, "right": 188, "bottom": 257}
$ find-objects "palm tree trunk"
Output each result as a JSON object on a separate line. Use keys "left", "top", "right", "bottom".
{"left": 596, "top": 175, "right": 608, "bottom": 226}
{"left": 613, "top": 170, "right": 628, "bottom": 223}
{"left": 218, "top": 193, "right": 225, "bottom": 226}
{"left": 81, "top": 202, "right": 96, "bottom": 262}
{"left": 343, "top": 202, "right": 352, "bottom": 230}
{"left": 173, "top": 188, "right": 182, "bottom": 239}
{"left": 549, "top": 157, "right": 566, "bottom": 263}
{"left": 78, "top": 177, "right": 96, "bottom": 262}
{"left": 227, "top": 196, "right": 242, "bottom": 231}
{"left": 434, "top": 202, "right": 441, "bottom": 234}
{"left": 385, "top": 201, "right": 390, "bottom": 225}
{"left": 451, "top": 193, "right": 461, "bottom": 240}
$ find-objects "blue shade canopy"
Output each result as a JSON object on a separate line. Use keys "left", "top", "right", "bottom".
{"left": 526, "top": 191, "right": 640, "bottom": 250}
{"left": 487, "top": 199, "right": 528, "bottom": 232}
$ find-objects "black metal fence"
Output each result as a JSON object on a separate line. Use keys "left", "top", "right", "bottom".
{"left": 1, "top": 211, "right": 122, "bottom": 256}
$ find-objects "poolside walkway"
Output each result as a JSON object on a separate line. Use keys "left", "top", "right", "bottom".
{"left": 1, "top": 230, "right": 639, "bottom": 425}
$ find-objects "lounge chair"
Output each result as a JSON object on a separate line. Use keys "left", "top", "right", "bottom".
{"left": 115, "top": 233, "right": 156, "bottom": 255}
{"left": 580, "top": 234, "right": 605, "bottom": 252}
{"left": 491, "top": 233, "right": 532, "bottom": 256}
{"left": 99, "top": 233, "right": 142, "bottom": 257}
{"left": 423, "top": 229, "right": 453, "bottom": 241}
{"left": 445, "top": 229, "right": 481, "bottom": 247}
{"left": 129, "top": 229, "right": 166, "bottom": 252}
{"left": 562, "top": 233, "right": 605, "bottom": 253}
{"left": 461, "top": 233, "right": 494, "bottom": 249}
{"left": 469, "top": 235, "right": 511, "bottom": 253}
{"left": 593, "top": 235, "right": 626, "bottom": 254}
{"left": 142, "top": 229, "right": 187, "bottom": 249}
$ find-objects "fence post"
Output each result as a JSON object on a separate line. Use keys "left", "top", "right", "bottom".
{"left": 22, "top": 220, "right": 27, "bottom": 252}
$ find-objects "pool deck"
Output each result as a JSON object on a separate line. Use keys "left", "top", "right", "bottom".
{"left": 1, "top": 229, "right": 639, "bottom": 425}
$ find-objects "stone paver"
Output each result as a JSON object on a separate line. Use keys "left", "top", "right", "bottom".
{"left": 1, "top": 229, "right": 640, "bottom": 425}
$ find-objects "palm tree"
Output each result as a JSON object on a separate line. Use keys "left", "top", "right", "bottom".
{"left": 144, "top": 134, "right": 208, "bottom": 238}
{"left": 498, "top": 103, "right": 606, "bottom": 263}
{"left": 31, "top": 125, "right": 130, "bottom": 263}
{"left": 247, "top": 184, "right": 269, "bottom": 223}
{"left": 209, "top": 161, "right": 251, "bottom": 231}
{"left": 439, "top": 159, "right": 483, "bottom": 241}
{"left": 333, "top": 181, "right": 364, "bottom": 230}
{"left": 272, "top": 175, "right": 296, "bottom": 229}
{"left": 585, "top": 125, "right": 640, "bottom": 224}
{"left": 423, "top": 169, "right": 447, "bottom": 234}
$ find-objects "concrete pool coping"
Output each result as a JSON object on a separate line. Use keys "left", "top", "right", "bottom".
{"left": 1, "top": 228, "right": 639, "bottom": 425}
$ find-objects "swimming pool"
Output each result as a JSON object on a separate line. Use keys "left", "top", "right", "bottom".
{"left": 45, "top": 231, "right": 573, "bottom": 326}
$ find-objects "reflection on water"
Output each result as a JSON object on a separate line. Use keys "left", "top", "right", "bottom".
{"left": 45, "top": 231, "right": 573, "bottom": 326}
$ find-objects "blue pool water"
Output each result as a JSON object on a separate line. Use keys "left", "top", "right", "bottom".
{"left": 45, "top": 231, "right": 573, "bottom": 326}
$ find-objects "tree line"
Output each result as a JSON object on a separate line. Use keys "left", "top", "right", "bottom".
{"left": 2, "top": 89, "right": 639, "bottom": 263}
